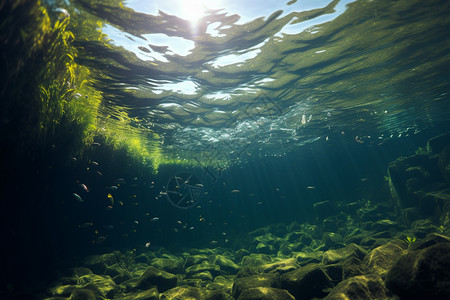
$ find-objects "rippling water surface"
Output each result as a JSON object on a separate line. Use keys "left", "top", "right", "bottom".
{"left": 68, "top": 0, "right": 450, "bottom": 164}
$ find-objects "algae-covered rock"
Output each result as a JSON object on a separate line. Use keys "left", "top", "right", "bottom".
{"left": 385, "top": 242, "right": 450, "bottom": 299}
{"left": 82, "top": 253, "right": 117, "bottom": 274}
{"left": 363, "top": 239, "right": 407, "bottom": 275}
{"left": 322, "top": 243, "right": 367, "bottom": 265}
{"left": 206, "top": 275, "right": 234, "bottom": 291}
{"left": 280, "top": 263, "right": 333, "bottom": 300}
{"left": 160, "top": 286, "right": 208, "bottom": 300}
{"left": 324, "top": 274, "right": 392, "bottom": 300}
{"left": 255, "top": 242, "right": 275, "bottom": 254}
{"left": 212, "top": 255, "right": 240, "bottom": 275}
{"left": 192, "top": 271, "right": 213, "bottom": 281}
{"left": 134, "top": 266, "right": 177, "bottom": 292}
{"left": 232, "top": 274, "right": 280, "bottom": 299}
{"left": 237, "top": 287, "right": 295, "bottom": 300}
{"left": 261, "top": 258, "right": 299, "bottom": 274}
{"left": 78, "top": 274, "right": 117, "bottom": 298}
{"left": 185, "top": 261, "right": 221, "bottom": 277}
{"left": 240, "top": 253, "right": 272, "bottom": 267}
{"left": 114, "top": 288, "right": 159, "bottom": 300}
{"left": 293, "top": 251, "right": 323, "bottom": 266}
{"left": 69, "top": 288, "right": 96, "bottom": 300}
{"left": 150, "top": 257, "right": 184, "bottom": 274}
{"left": 71, "top": 267, "right": 93, "bottom": 277}
{"left": 184, "top": 254, "right": 209, "bottom": 268}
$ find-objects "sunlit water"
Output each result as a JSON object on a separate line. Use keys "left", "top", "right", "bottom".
{"left": 65, "top": 0, "right": 450, "bottom": 165}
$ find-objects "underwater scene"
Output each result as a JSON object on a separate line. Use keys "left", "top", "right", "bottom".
{"left": 1, "top": 0, "right": 450, "bottom": 299}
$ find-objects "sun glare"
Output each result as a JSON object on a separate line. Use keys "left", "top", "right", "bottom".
{"left": 180, "top": 0, "right": 207, "bottom": 22}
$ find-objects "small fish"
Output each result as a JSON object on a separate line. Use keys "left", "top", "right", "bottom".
{"left": 133, "top": 220, "right": 139, "bottom": 225}
{"left": 151, "top": 217, "right": 160, "bottom": 222}
{"left": 231, "top": 190, "right": 240, "bottom": 193}
{"left": 145, "top": 242, "right": 151, "bottom": 248}
{"left": 176, "top": 220, "right": 182, "bottom": 224}
{"left": 189, "top": 226, "right": 195, "bottom": 230}
{"left": 222, "top": 232, "right": 227, "bottom": 236}
{"left": 90, "top": 161, "right": 99, "bottom": 166}
{"left": 72, "top": 193, "right": 83, "bottom": 202}
{"left": 209, "top": 240, "right": 218, "bottom": 245}
{"left": 257, "top": 201, "right": 263, "bottom": 205}
{"left": 195, "top": 183, "right": 204, "bottom": 187}
{"left": 92, "top": 142, "right": 101, "bottom": 146}
{"left": 114, "top": 178, "right": 126, "bottom": 184}
{"left": 173, "top": 228, "right": 179, "bottom": 233}
{"left": 306, "top": 186, "right": 316, "bottom": 190}
{"left": 96, "top": 171, "right": 103, "bottom": 176}
{"left": 107, "top": 193, "right": 114, "bottom": 206}
{"left": 78, "top": 222, "right": 93, "bottom": 228}
{"left": 106, "top": 205, "right": 113, "bottom": 210}
{"left": 106, "top": 185, "right": 118, "bottom": 191}
{"left": 199, "top": 217, "right": 206, "bottom": 222}
{"left": 92, "top": 236, "right": 106, "bottom": 244}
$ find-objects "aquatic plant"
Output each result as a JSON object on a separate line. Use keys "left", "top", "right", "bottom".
{"left": 404, "top": 236, "right": 416, "bottom": 248}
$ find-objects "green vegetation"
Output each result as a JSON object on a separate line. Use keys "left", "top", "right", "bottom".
{"left": 404, "top": 236, "right": 416, "bottom": 248}
{"left": 0, "top": 0, "right": 164, "bottom": 171}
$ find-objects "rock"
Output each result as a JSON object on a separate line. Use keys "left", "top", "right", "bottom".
{"left": 112, "top": 271, "right": 133, "bottom": 285}
{"left": 82, "top": 254, "right": 117, "bottom": 274}
{"left": 186, "top": 261, "right": 221, "bottom": 277}
{"left": 241, "top": 253, "right": 272, "bottom": 267}
{"left": 261, "top": 258, "right": 299, "bottom": 274}
{"left": 237, "top": 287, "right": 295, "bottom": 300}
{"left": 235, "top": 249, "right": 250, "bottom": 263}
{"left": 280, "top": 263, "right": 333, "bottom": 300}
{"left": 409, "top": 232, "right": 450, "bottom": 251}
{"left": 114, "top": 288, "right": 159, "bottom": 300}
{"left": 134, "top": 266, "right": 177, "bottom": 292}
{"left": 185, "top": 254, "right": 209, "bottom": 268}
{"left": 236, "top": 266, "right": 261, "bottom": 279}
{"left": 324, "top": 274, "right": 392, "bottom": 300}
{"left": 255, "top": 242, "right": 275, "bottom": 254}
{"left": 363, "top": 239, "right": 407, "bottom": 275}
{"left": 78, "top": 274, "right": 116, "bottom": 298}
{"left": 321, "top": 232, "right": 344, "bottom": 248}
{"left": 341, "top": 257, "right": 368, "bottom": 280}
{"left": 69, "top": 289, "right": 96, "bottom": 300}
{"left": 427, "top": 131, "right": 450, "bottom": 154}
{"left": 212, "top": 255, "right": 240, "bottom": 275}
{"left": 370, "top": 219, "right": 399, "bottom": 232}
{"left": 192, "top": 271, "right": 213, "bottom": 281}
{"left": 206, "top": 275, "right": 234, "bottom": 290}
{"left": 254, "top": 233, "right": 284, "bottom": 249}
{"left": 385, "top": 242, "right": 450, "bottom": 299}
{"left": 71, "top": 267, "right": 93, "bottom": 277}
{"left": 293, "top": 251, "right": 322, "bottom": 266}
{"left": 206, "top": 289, "right": 234, "bottom": 300}
{"left": 160, "top": 286, "right": 208, "bottom": 300}
{"left": 322, "top": 243, "right": 367, "bottom": 265}
{"left": 150, "top": 258, "right": 184, "bottom": 274}
{"left": 105, "top": 263, "right": 124, "bottom": 278}
{"left": 48, "top": 284, "right": 78, "bottom": 297}
{"left": 232, "top": 274, "right": 280, "bottom": 299}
